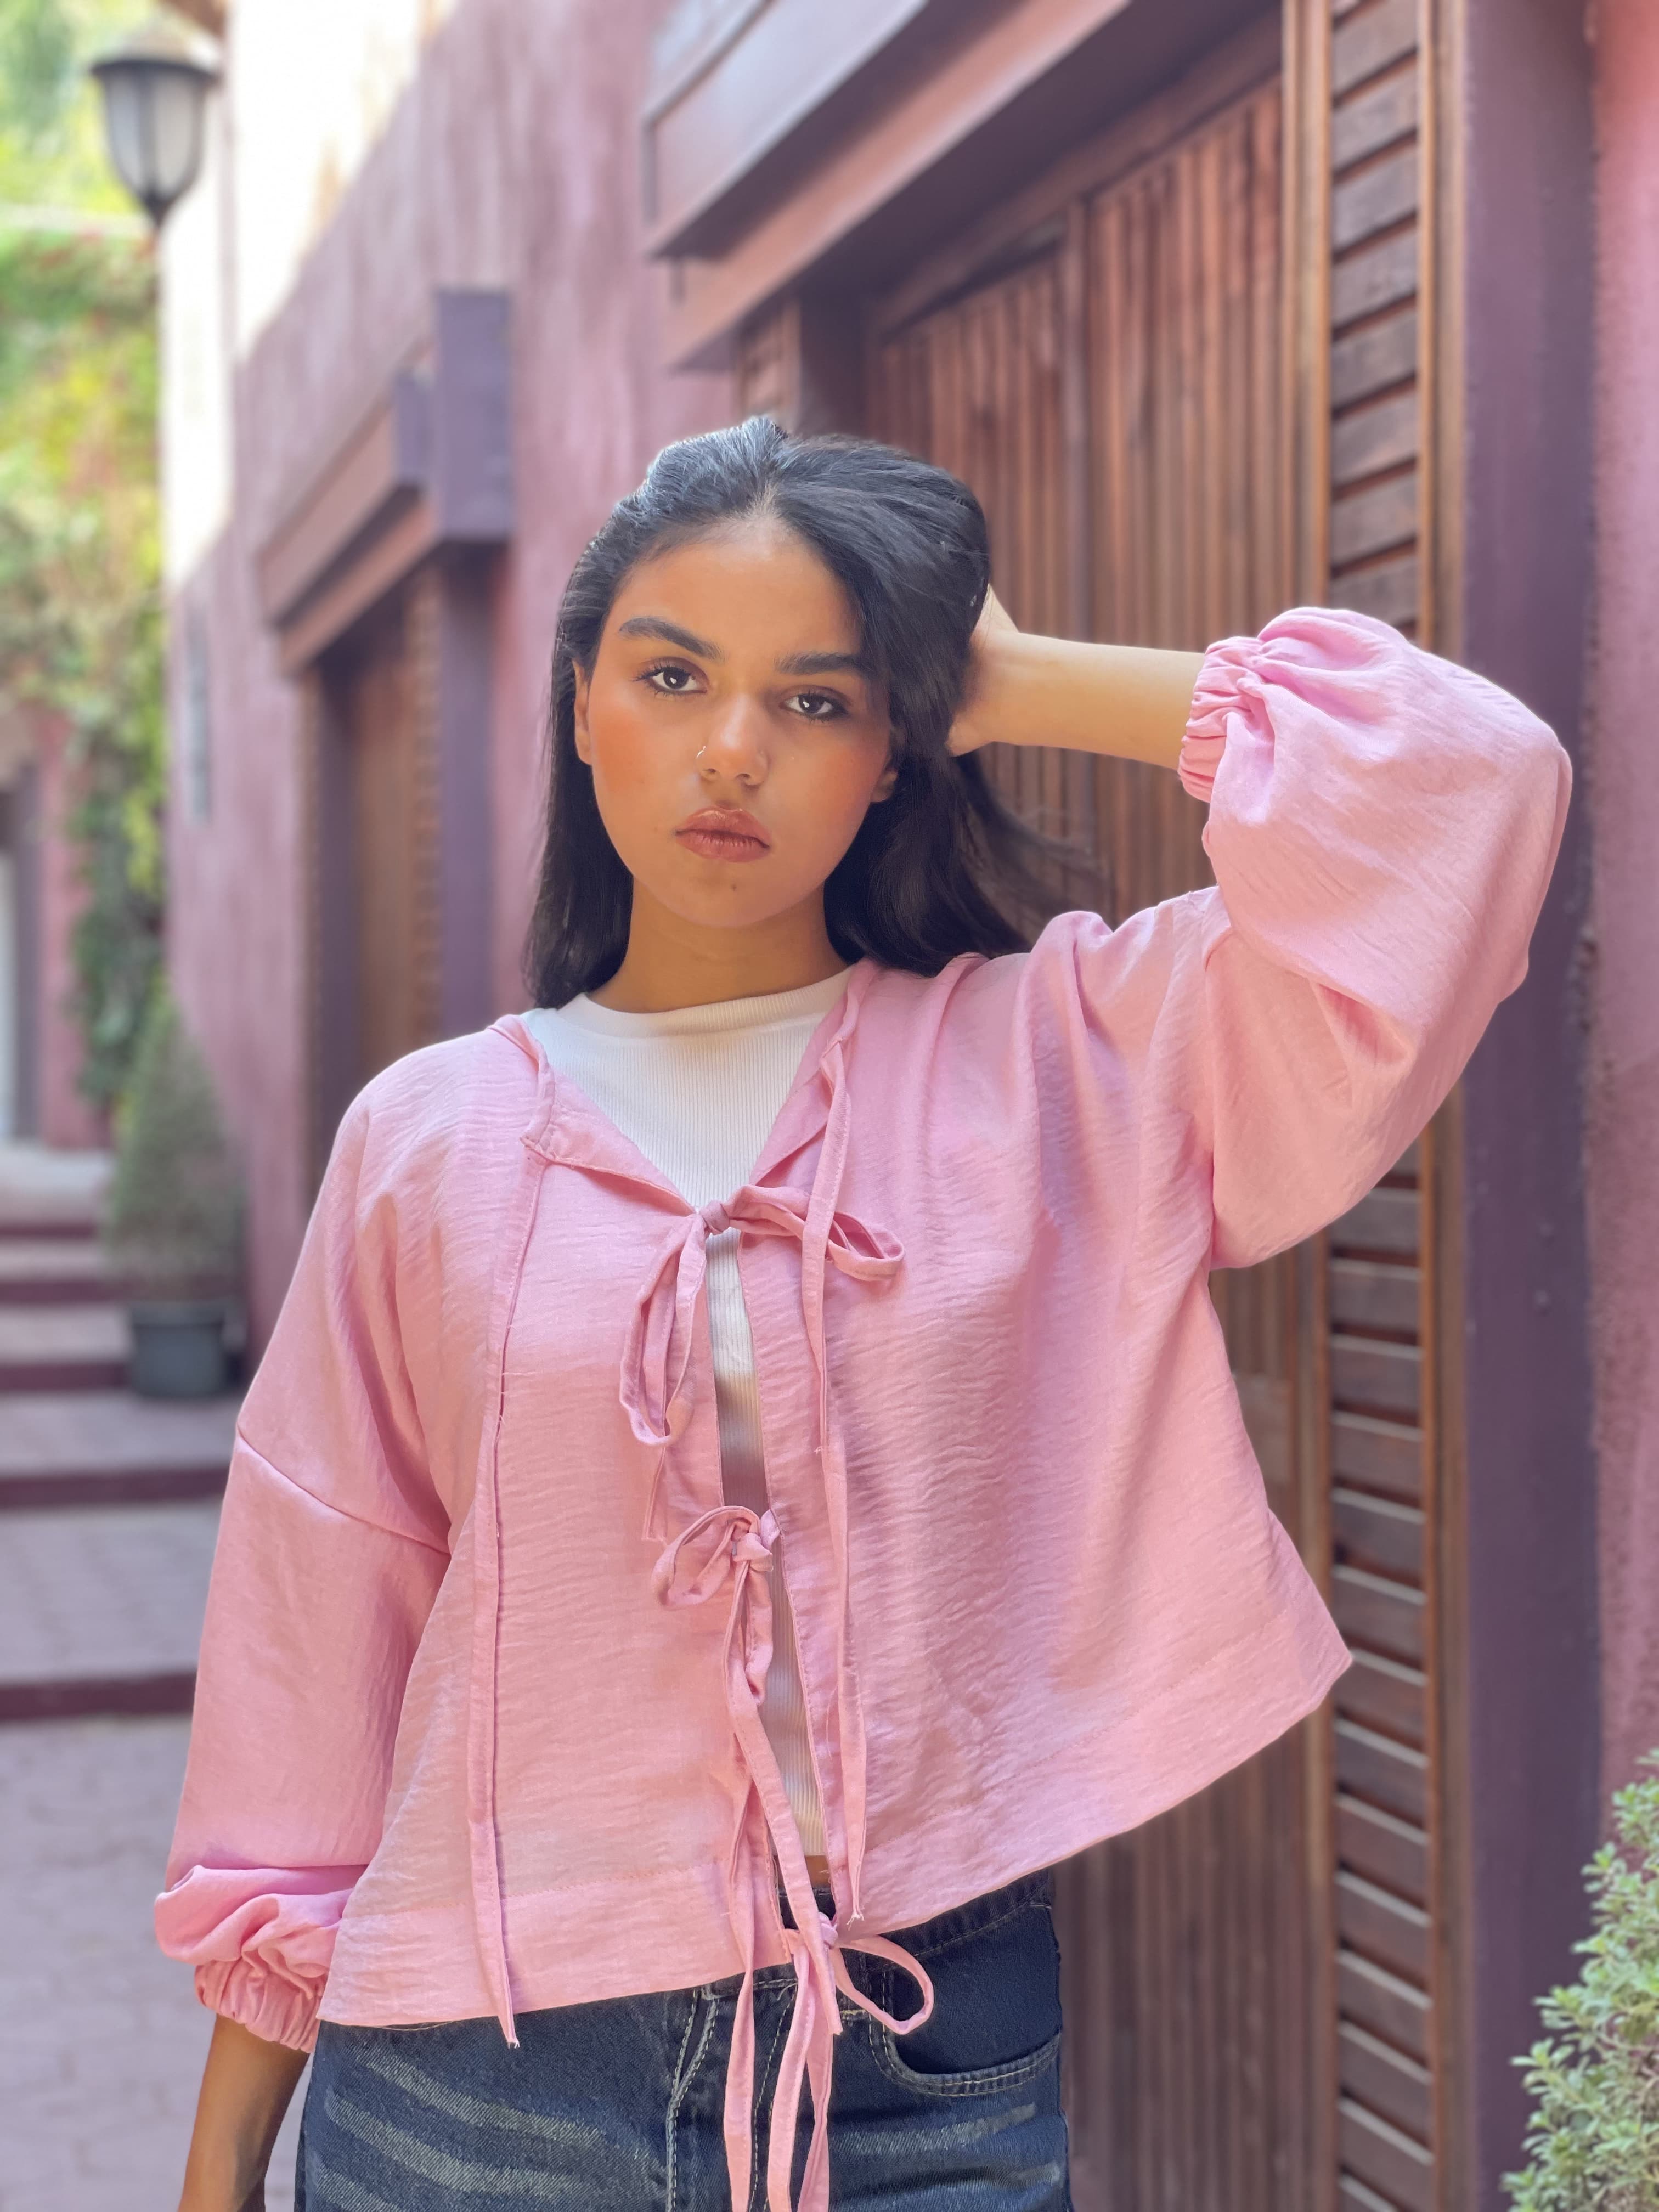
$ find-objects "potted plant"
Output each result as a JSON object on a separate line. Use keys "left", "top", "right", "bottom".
{"left": 1505, "top": 1755, "right": 1659, "bottom": 2210}
{"left": 103, "top": 987, "right": 245, "bottom": 1398}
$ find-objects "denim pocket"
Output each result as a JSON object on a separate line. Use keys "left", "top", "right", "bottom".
{"left": 865, "top": 1883, "right": 1064, "bottom": 2099}
{"left": 870, "top": 2017, "right": 1063, "bottom": 2098}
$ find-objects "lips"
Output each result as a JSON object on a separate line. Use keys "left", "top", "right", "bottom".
{"left": 674, "top": 808, "right": 772, "bottom": 862}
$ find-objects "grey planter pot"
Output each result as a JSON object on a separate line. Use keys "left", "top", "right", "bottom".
{"left": 128, "top": 1299, "right": 230, "bottom": 1400}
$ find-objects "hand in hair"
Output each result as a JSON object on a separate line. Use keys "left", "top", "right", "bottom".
{"left": 946, "top": 585, "right": 1020, "bottom": 757}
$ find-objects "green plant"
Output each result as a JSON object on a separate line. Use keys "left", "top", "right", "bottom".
{"left": 102, "top": 989, "right": 242, "bottom": 1299}
{"left": 1505, "top": 1757, "right": 1659, "bottom": 2211}
{"left": 0, "top": 0, "right": 166, "bottom": 1112}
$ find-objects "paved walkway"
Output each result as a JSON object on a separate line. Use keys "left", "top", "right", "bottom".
{"left": 0, "top": 1502, "right": 222, "bottom": 1690}
{"left": 0, "top": 1390, "right": 240, "bottom": 1506}
{"left": 0, "top": 1147, "right": 309, "bottom": 2207}
{"left": 0, "top": 1717, "right": 304, "bottom": 2211}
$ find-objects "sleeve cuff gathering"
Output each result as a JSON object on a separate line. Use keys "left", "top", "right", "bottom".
{"left": 194, "top": 1956, "right": 324, "bottom": 2053}
{"left": 155, "top": 1865, "right": 353, "bottom": 2053}
{"left": 1176, "top": 634, "right": 1262, "bottom": 803}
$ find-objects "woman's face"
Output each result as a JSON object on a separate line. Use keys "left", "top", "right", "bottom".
{"left": 572, "top": 519, "right": 896, "bottom": 936}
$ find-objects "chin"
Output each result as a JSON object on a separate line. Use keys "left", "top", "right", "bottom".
{"left": 640, "top": 876, "right": 780, "bottom": 927}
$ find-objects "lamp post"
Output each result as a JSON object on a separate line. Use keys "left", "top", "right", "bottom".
{"left": 90, "top": 14, "right": 219, "bottom": 230}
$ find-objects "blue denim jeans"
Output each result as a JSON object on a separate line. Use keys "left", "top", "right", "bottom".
{"left": 295, "top": 1865, "right": 1070, "bottom": 2209}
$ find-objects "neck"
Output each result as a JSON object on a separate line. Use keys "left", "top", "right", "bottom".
{"left": 591, "top": 887, "right": 849, "bottom": 1012}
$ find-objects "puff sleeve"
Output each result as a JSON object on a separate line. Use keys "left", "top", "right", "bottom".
{"left": 1036, "top": 606, "right": 1572, "bottom": 1270}
{"left": 153, "top": 1091, "right": 450, "bottom": 2050}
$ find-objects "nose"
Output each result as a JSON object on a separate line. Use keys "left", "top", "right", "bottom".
{"left": 697, "top": 696, "right": 770, "bottom": 787}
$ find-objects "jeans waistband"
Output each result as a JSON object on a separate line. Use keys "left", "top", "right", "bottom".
{"left": 772, "top": 1864, "right": 1054, "bottom": 1956}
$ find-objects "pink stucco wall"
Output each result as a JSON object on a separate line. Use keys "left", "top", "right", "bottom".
{"left": 1588, "top": 0, "right": 1659, "bottom": 1802}
{"left": 166, "top": 0, "right": 730, "bottom": 1347}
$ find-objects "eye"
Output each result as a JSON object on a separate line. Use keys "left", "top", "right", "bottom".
{"left": 641, "top": 660, "right": 699, "bottom": 695}
{"left": 787, "top": 690, "right": 846, "bottom": 722}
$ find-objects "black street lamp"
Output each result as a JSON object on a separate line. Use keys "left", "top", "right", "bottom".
{"left": 90, "top": 14, "right": 220, "bottom": 230}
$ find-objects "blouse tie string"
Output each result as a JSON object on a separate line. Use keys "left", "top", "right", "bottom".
{"left": 652, "top": 1502, "right": 935, "bottom": 2212}
{"left": 619, "top": 1182, "right": 902, "bottom": 1554}
{"left": 797, "top": 1026, "right": 873, "bottom": 1924}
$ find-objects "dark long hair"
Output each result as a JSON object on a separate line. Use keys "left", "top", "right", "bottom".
{"left": 523, "top": 415, "right": 1066, "bottom": 1007}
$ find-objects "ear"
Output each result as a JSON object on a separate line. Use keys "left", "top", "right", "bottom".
{"left": 572, "top": 664, "right": 593, "bottom": 765}
{"left": 868, "top": 736, "right": 899, "bottom": 805}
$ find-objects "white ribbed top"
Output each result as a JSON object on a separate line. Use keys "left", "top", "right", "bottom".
{"left": 519, "top": 969, "right": 854, "bottom": 1859}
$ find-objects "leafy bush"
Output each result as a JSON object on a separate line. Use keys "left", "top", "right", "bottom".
{"left": 1505, "top": 1758, "right": 1659, "bottom": 2211}
{"left": 0, "top": 226, "right": 163, "bottom": 1112}
{"left": 102, "top": 989, "right": 242, "bottom": 1299}
{"left": 0, "top": 0, "right": 166, "bottom": 1112}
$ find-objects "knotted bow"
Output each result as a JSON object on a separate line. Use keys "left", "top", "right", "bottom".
{"left": 620, "top": 1184, "right": 901, "bottom": 1533}
{"left": 463, "top": 998, "right": 918, "bottom": 2202}
{"left": 620, "top": 1163, "right": 899, "bottom": 1937}
{"left": 625, "top": 1020, "right": 916, "bottom": 2210}
{"left": 652, "top": 1502, "right": 935, "bottom": 2212}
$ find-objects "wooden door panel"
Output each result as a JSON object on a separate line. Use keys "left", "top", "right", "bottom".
{"left": 872, "top": 251, "right": 1093, "bottom": 886}
{"left": 1085, "top": 76, "right": 1283, "bottom": 926}
{"left": 311, "top": 569, "right": 442, "bottom": 1177}
{"left": 871, "top": 76, "right": 1318, "bottom": 2212}
{"left": 347, "top": 599, "right": 420, "bottom": 1084}
{"left": 862, "top": 28, "right": 1462, "bottom": 2197}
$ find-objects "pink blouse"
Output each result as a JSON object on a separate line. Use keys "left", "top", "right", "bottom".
{"left": 155, "top": 607, "right": 1571, "bottom": 2212}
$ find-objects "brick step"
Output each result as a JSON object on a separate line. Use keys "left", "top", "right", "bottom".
{"left": 0, "top": 1672, "right": 198, "bottom": 1722}
{"left": 0, "top": 1499, "right": 221, "bottom": 1722}
{"left": 0, "top": 1215, "right": 99, "bottom": 1242}
{"left": 0, "top": 1390, "right": 239, "bottom": 1509}
{"left": 0, "top": 1237, "right": 123, "bottom": 1307}
{"left": 0, "top": 1142, "right": 110, "bottom": 1243}
{"left": 0, "top": 1305, "right": 129, "bottom": 1393}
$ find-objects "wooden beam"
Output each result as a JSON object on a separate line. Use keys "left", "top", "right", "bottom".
{"left": 257, "top": 376, "right": 427, "bottom": 627}
{"left": 1449, "top": 1, "right": 1598, "bottom": 2200}
{"left": 1283, "top": 0, "right": 1331, "bottom": 607}
{"left": 660, "top": 0, "right": 1136, "bottom": 368}
{"left": 162, "top": 0, "right": 226, "bottom": 37}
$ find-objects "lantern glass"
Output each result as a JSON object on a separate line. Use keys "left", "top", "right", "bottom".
{"left": 92, "top": 42, "right": 217, "bottom": 227}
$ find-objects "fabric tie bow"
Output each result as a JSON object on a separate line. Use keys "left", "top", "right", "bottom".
{"left": 620, "top": 1017, "right": 913, "bottom": 2209}
{"left": 652, "top": 1501, "right": 935, "bottom": 2212}
{"left": 620, "top": 1185, "right": 901, "bottom": 1496}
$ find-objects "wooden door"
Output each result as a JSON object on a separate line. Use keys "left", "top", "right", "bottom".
{"left": 341, "top": 588, "right": 437, "bottom": 1086}
{"left": 308, "top": 571, "right": 441, "bottom": 1181}
{"left": 871, "top": 74, "right": 1331, "bottom": 2212}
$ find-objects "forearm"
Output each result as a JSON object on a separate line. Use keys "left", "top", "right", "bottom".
{"left": 958, "top": 628, "right": 1205, "bottom": 770}
{"left": 178, "top": 2015, "right": 308, "bottom": 2212}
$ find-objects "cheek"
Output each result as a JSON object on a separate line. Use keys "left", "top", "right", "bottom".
{"left": 586, "top": 699, "right": 685, "bottom": 836}
{"left": 780, "top": 738, "right": 891, "bottom": 846}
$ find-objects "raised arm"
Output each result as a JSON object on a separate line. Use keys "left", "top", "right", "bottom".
{"left": 947, "top": 585, "right": 1205, "bottom": 770}
{"left": 985, "top": 600, "right": 1572, "bottom": 1268}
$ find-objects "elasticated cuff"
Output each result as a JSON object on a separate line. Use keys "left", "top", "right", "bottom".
{"left": 1177, "top": 635, "right": 1263, "bottom": 803}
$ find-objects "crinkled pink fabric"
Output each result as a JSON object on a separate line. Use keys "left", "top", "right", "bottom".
{"left": 157, "top": 607, "right": 1571, "bottom": 2212}
{"left": 167, "top": 1871, "right": 356, "bottom": 2051}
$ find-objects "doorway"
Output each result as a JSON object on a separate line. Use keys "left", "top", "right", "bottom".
{"left": 308, "top": 572, "right": 441, "bottom": 1178}
{"left": 867, "top": 66, "right": 1331, "bottom": 2212}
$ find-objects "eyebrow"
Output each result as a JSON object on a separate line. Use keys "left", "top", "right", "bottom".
{"left": 777, "top": 650, "right": 868, "bottom": 679}
{"left": 616, "top": 616, "right": 722, "bottom": 658}
{"left": 616, "top": 616, "right": 870, "bottom": 682}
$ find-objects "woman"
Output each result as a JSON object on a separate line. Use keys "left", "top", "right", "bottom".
{"left": 161, "top": 417, "right": 1570, "bottom": 2212}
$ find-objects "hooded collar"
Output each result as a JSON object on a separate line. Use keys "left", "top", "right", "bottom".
{"left": 491, "top": 955, "right": 879, "bottom": 1200}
